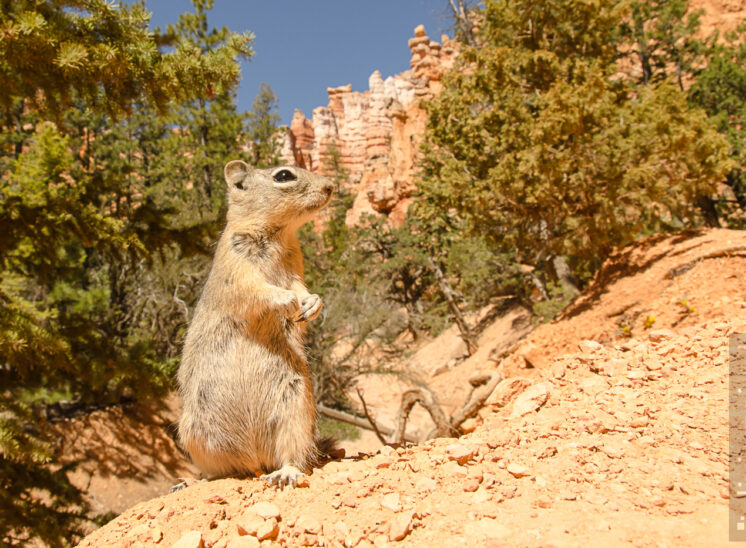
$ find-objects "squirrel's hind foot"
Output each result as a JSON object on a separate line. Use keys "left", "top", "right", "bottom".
{"left": 261, "top": 465, "right": 306, "bottom": 488}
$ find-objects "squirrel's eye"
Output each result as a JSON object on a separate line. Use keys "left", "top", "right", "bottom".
{"left": 273, "top": 169, "right": 297, "bottom": 183}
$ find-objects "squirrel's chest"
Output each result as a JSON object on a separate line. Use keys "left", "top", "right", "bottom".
{"left": 230, "top": 232, "right": 297, "bottom": 285}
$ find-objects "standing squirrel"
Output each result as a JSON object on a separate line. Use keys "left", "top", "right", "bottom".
{"left": 177, "top": 160, "right": 335, "bottom": 487}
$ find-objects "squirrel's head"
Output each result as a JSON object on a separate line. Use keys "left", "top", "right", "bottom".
{"left": 224, "top": 160, "right": 334, "bottom": 229}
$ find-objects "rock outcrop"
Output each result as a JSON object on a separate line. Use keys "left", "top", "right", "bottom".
{"left": 278, "top": 25, "right": 457, "bottom": 226}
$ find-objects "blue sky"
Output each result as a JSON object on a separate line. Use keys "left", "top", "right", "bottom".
{"left": 143, "top": 1, "right": 451, "bottom": 125}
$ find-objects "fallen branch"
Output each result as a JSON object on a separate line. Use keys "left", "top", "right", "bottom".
{"left": 320, "top": 371, "right": 503, "bottom": 447}
{"left": 316, "top": 402, "right": 417, "bottom": 444}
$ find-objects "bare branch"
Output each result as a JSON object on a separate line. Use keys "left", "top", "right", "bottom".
{"left": 356, "top": 388, "right": 388, "bottom": 445}
{"left": 448, "top": 370, "right": 502, "bottom": 431}
{"left": 392, "top": 385, "right": 454, "bottom": 444}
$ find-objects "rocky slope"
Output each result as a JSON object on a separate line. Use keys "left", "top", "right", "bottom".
{"left": 77, "top": 228, "right": 746, "bottom": 547}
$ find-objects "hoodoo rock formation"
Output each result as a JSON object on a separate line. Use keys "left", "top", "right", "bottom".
{"left": 278, "top": 25, "right": 457, "bottom": 226}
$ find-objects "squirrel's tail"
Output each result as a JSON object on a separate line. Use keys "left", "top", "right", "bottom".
{"left": 312, "top": 434, "right": 342, "bottom": 466}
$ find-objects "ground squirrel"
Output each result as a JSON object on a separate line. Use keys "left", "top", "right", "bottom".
{"left": 177, "top": 160, "right": 334, "bottom": 487}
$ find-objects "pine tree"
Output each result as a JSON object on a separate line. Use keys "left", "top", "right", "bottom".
{"left": 689, "top": 22, "right": 746, "bottom": 226}
{"left": 163, "top": 0, "right": 251, "bottom": 210}
{"left": 624, "top": 0, "right": 706, "bottom": 89}
{"left": 417, "top": 0, "right": 730, "bottom": 285}
{"left": 246, "top": 83, "right": 283, "bottom": 168}
{"left": 0, "top": 1, "right": 252, "bottom": 544}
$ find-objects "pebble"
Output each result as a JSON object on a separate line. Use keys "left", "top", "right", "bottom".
{"left": 462, "top": 477, "right": 481, "bottom": 492}
{"left": 415, "top": 477, "right": 438, "bottom": 493}
{"left": 171, "top": 531, "right": 203, "bottom": 548}
{"left": 388, "top": 512, "right": 413, "bottom": 541}
{"left": 649, "top": 329, "right": 676, "bottom": 343}
{"left": 236, "top": 514, "right": 278, "bottom": 541}
{"left": 251, "top": 501, "right": 280, "bottom": 520}
{"left": 507, "top": 463, "right": 530, "bottom": 478}
{"left": 446, "top": 444, "right": 475, "bottom": 465}
{"left": 381, "top": 492, "right": 401, "bottom": 512}
{"left": 204, "top": 494, "right": 228, "bottom": 505}
{"left": 510, "top": 383, "right": 550, "bottom": 418}
{"left": 440, "top": 460, "right": 468, "bottom": 477}
{"left": 296, "top": 516, "right": 322, "bottom": 535}
{"left": 226, "top": 536, "right": 260, "bottom": 548}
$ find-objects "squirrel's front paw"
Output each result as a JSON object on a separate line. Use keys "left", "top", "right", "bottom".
{"left": 275, "top": 290, "right": 301, "bottom": 319}
{"left": 295, "top": 294, "right": 322, "bottom": 322}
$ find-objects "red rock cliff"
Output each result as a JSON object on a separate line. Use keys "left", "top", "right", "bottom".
{"left": 278, "top": 25, "right": 457, "bottom": 226}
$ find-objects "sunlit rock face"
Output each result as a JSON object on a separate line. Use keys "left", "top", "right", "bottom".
{"left": 278, "top": 25, "right": 457, "bottom": 226}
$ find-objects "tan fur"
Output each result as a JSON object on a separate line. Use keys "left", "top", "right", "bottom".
{"left": 177, "top": 161, "right": 334, "bottom": 485}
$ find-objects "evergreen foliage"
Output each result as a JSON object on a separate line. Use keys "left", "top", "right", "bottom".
{"left": 0, "top": 1, "right": 252, "bottom": 544}
{"left": 624, "top": 0, "right": 706, "bottom": 89}
{"left": 689, "top": 22, "right": 746, "bottom": 225}
{"left": 417, "top": 0, "right": 731, "bottom": 284}
{"left": 246, "top": 83, "right": 283, "bottom": 168}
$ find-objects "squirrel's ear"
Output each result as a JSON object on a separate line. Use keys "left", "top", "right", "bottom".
{"left": 224, "top": 160, "right": 253, "bottom": 189}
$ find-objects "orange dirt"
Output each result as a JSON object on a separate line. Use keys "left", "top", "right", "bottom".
{"left": 75, "top": 228, "right": 745, "bottom": 547}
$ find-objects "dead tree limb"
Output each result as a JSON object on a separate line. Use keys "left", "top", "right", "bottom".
{"left": 392, "top": 385, "right": 455, "bottom": 444}
{"left": 428, "top": 257, "right": 478, "bottom": 355}
{"left": 447, "top": 0, "right": 477, "bottom": 45}
{"left": 356, "top": 388, "right": 388, "bottom": 445}
{"left": 447, "top": 370, "right": 502, "bottom": 432}
{"left": 316, "top": 403, "right": 421, "bottom": 444}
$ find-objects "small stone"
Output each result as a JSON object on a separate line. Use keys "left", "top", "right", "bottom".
{"left": 536, "top": 498, "right": 553, "bottom": 509}
{"left": 463, "top": 477, "right": 481, "bottom": 492}
{"left": 510, "top": 383, "right": 550, "bottom": 418}
{"left": 375, "top": 458, "right": 394, "bottom": 469}
{"left": 380, "top": 445, "right": 396, "bottom": 457}
{"left": 381, "top": 492, "right": 401, "bottom": 512}
{"left": 342, "top": 496, "right": 358, "bottom": 508}
{"left": 579, "top": 340, "right": 603, "bottom": 352}
{"left": 226, "top": 537, "right": 260, "bottom": 548}
{"left": 601, "top": 441, "right": 624, "bottom": 459}
{"left": 328, "top": 472, "right": 351, "bottom": 484}
{"left": 551, "top": 363, "right": 566, "bottom": 379}
{"left": 151, "top": 525, "right": 164, "bottom": 543}
{"left": 507, "top": 463, "right": 530, "bottom": 478}
{"left": 251, "top": 501, "right": 281, "bottom": 520}
{"left": 649, "top": 329, "right": 676, "bottom": 343}
{"left": 446, "top": 444, "right": 476, "bottom": 465}
{"left": 172, "top": 531, "right": 203, "bottom": 548}
{"left": 415, "top": 476, "right": 438, "bottom": 492}
{"left": 296, "top": 516, "right": 322, "bottom": 535}
{"left": 388, "top": 512, "right": 413, "bottom": 541}
{"left": 440, "top": 460, "right": 468, "bottom": 477}
{"left": 461, "top": 417, "right": 479, "bottom": 433}
{"left": 204, "top": 494, "right": 228, "bottom": 505}
{"left": 236, "top": 514, "right": 264, "bottom": 537}
{"left": 486, "top": 377, "right": 532, "bottom": 407}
